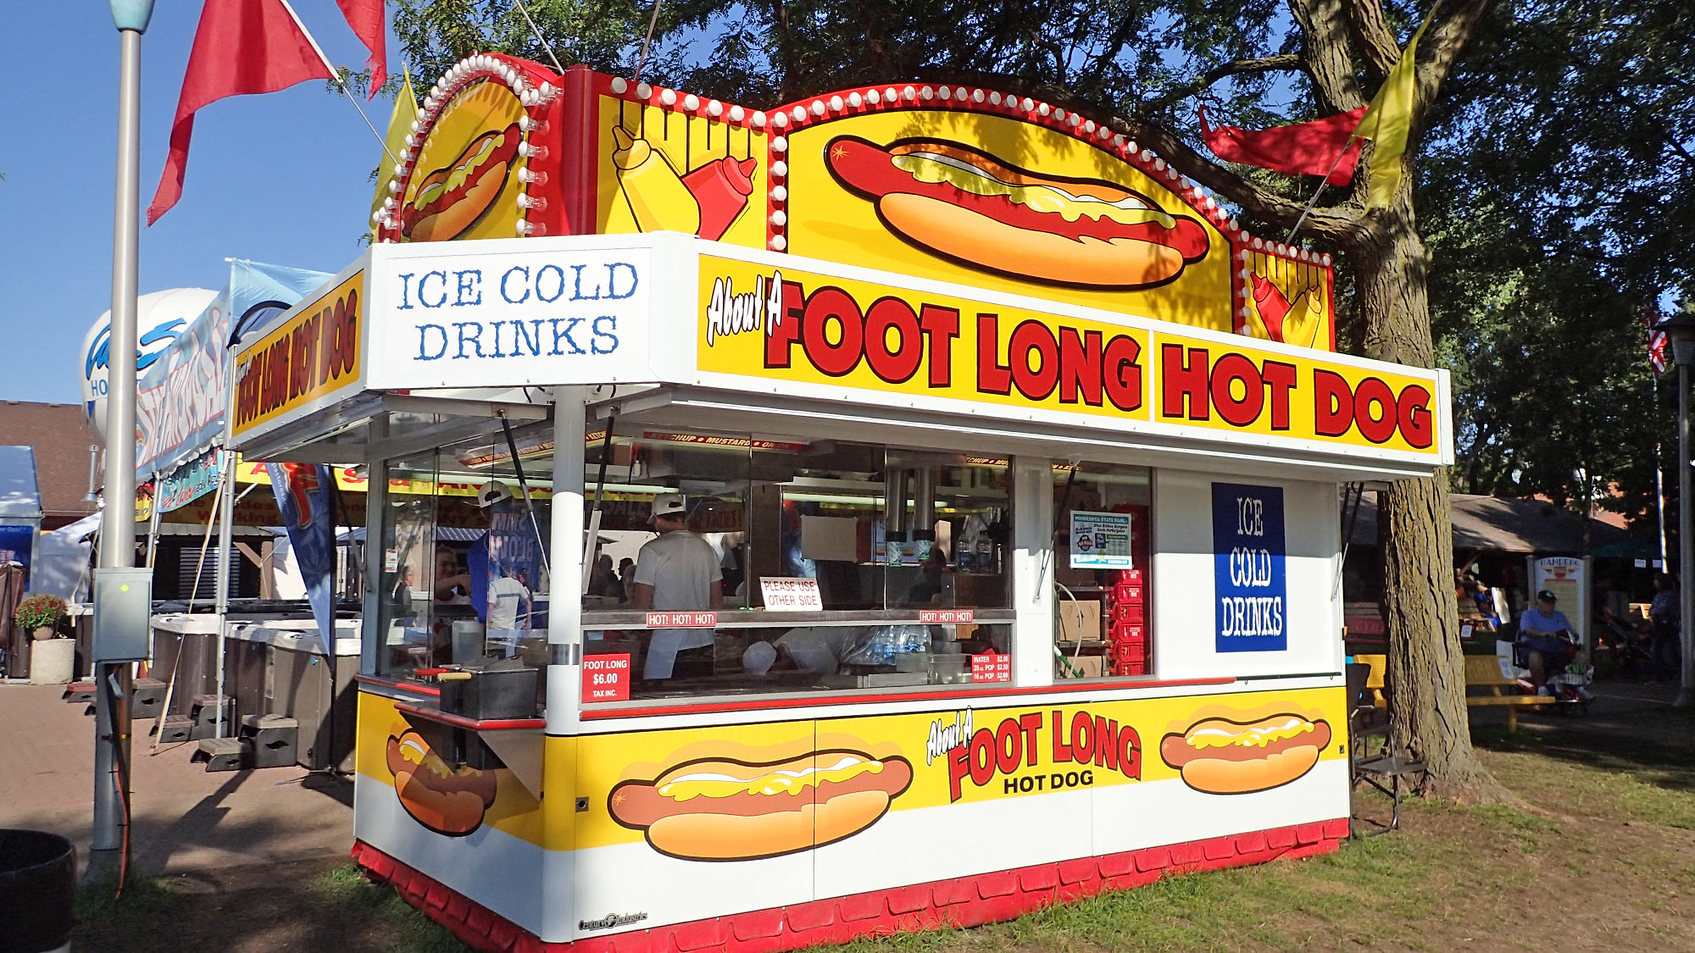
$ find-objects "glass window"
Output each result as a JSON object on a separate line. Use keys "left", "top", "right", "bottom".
{"left": 580, "top": 431, "right": 1014, "bottom": 703}
{"left": 1052, "top": 462, "right": 1152, "bottom": 681}
{"left": 373, "top": 422, "right": 555, "bottom": 703}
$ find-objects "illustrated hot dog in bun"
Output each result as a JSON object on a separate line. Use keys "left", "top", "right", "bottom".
{"left": 608, "top": 749, "right": 913, "bottom": 861}
{"left": 1159, "top": 713, "right": 1331, "bottom": 794}
{"left": 825, "top": 136, "right": 1210, "bottom": 289}
{"left": 386, "top": 729, "right": 499, "bottom": 836}
{"left": 401, "top": 121, "right": 523, "bottom": 242}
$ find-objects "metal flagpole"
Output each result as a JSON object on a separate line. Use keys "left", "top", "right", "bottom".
{"left": 275, "top": 0, "right": 401, "bottom": 166}
{"left": 213, "top": 451, "right": 236, "bottom": 737}
{"left": 92, "top": 0, "right": 157, "bottom": 879}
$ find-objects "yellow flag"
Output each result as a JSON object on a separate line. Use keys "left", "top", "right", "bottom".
{"left": 1350, "top": 11, "right": 1434, "bottom": 208}
{"left": 371, "top": 73, "right": 420, "bottom": 238}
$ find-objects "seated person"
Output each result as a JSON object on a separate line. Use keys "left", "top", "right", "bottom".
{"left": 1516, "top": 589, "right": 1577, "bottom": 687}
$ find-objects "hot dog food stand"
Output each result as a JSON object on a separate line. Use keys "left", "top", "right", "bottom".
{"left": 226, "top": 53, "right": 1452, "bottom": 953}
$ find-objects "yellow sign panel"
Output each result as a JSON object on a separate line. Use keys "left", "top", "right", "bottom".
{"left": 1240, "top": 248, "right": 1334, "bottom": 349}
{"left": 786, "top": 111, "right": 1232, "bottom": 331}
{"left": 396, "top": 81, "right": 527, "bottom": 242}
{"left": 574, "top": 687, "right": 1345, "bottom": 856}
{"left": 229, "top": 272, "right": 364, "bottom": 439}
{"left": 353, "top": 686, "right": 1343, "bottom": 857}
{"left": 698, "top": 255, "right": 1152, "bottom": 421}
{"left": 696, "top": 253, "right": 1442, "bottom": 457}
{"left": 595, "top": 96, "right": 769, "bottom": 246}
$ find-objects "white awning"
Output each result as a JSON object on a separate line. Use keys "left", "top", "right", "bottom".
{"left": 0, "top": 446, "right": 43, "bottom": 521}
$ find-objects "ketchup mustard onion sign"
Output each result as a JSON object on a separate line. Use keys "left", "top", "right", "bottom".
{"left": 1212, "top": 483, "right": 1287, "bottom": 653}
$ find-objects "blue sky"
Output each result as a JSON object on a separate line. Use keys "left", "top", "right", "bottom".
{"left": 0, "top": 1, "right": 396, "bottom": 405}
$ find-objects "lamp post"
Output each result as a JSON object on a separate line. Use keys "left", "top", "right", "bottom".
{"left": 91, "top": 0, "right": 156, "bottom": 875}
{"left": 1654, "top": 312, "right": 1695, "bottom": 708}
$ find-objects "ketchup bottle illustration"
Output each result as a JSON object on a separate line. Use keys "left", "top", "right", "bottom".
{"left": 612, "top": 127, "right": 701, "bottom": 235}
{"left": 683, "top": 156, "right": 758, "bottom": 241}
{"left": 1250, "top": 274, "right": 1292, "bottom": 342}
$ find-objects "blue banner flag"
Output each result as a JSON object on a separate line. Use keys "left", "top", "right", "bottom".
{"left": 268, "top": 462, "right": 337, "bottom": 642}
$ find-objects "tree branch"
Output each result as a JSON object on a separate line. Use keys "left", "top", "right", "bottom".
{"left": 1286, "top": 0, "right": 1370, "bottom": 112}
{"left": 1343, "top": 0, "right": 1401, "bottom": 80}
{"left": 1139, "top": 53, "right": 1309, "bottom": 115}
{"left": 1415, "top": 0, "right": 1495, "bottom": 118}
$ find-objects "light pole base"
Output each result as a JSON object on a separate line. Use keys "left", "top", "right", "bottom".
{"left": 1674, "top": 688, "right": 1694, "bottom": 708}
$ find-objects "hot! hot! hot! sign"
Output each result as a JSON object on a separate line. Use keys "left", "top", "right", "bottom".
{"left": 695, "top": 253, "right": 1446, "bottom": 461}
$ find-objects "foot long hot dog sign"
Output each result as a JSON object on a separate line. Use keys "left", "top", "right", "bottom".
{"left": 692, "top": 247, "right": 1450, "bottom": 465}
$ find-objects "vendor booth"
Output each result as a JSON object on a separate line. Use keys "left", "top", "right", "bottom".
{"left": 226, "top": 54, "right": 1452, "bottom": 953}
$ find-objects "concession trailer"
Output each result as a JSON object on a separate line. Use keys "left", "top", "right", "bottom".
{"left": 224, "top": 52, "right": 1452, "bottom": 953}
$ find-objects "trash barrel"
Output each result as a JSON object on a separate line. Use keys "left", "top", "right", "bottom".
{"left": 0, "top": 829, "right": 75, "bottom": 953}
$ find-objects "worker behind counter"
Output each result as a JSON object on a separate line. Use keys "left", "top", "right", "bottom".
{"left": 630, "top": 494, "right": 723, "bottom": 681}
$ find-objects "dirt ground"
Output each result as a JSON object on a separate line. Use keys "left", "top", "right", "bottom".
{"left": 68, "top": 677, "right": 1695, "bottom": 953}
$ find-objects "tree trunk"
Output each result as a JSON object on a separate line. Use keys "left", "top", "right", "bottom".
{"left": 1355, "top": 207, "right": 1508, "bottom": 802}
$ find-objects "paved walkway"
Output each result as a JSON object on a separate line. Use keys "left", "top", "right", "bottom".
{"left": 0, "top": 682, "right": 352, "bottom": 874}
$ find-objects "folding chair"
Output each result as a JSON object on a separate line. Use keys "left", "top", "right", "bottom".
{"left": 1347, "top": 661, "right": 1426, "bottom": 835}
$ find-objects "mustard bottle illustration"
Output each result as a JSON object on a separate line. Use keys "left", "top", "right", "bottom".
{"left": 612, "top": 126, "right": 702, "bottom": 235}
{"left": 1280, "top": 285, "right": 1326, "bottom": 349}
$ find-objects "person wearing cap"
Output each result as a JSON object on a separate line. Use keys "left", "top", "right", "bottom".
{"left": 1516, "top": 589, "right": 1577, "bottom": 687}
{"left": 631, "top": 494, "right": 723, "bottom": 680}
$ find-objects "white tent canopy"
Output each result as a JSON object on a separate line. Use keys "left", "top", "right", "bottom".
{"left": 33, "top": 512, "right": 98, "bottom": 600}
{"left": 0, "top": 446, "right": 42, "bottom": 521}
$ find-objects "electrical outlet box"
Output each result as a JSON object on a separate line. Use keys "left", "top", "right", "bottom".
{"left": 92, "top": 567, "right": 152, "bottom": 662}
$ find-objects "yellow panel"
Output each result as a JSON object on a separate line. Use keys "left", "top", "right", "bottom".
{"left": 784, "top": 110, "right": 1233, "bottom": 331}
{"left": 355, "top": 692, "right": 545, "bottom": 846}
{"left": 398, "top": 80, "right": 528, "bottom": 242}
{"left": 593, "top": 96, "right": 768, "bottom": 246}
{"left": 1240, "top": 250, "right": 1335, "bottom": 350}
{"left": 567, "top": 688, "right": 1344, "bottom": 855}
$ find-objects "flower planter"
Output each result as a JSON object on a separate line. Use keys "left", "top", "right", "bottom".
{"left": 28, "top": 639, "right": 74, "bottom": 685}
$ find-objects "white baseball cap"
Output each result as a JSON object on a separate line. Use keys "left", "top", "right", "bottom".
{"left": 651, "top": 493, "right": 687, "bottom": 519}
{"left": 478, "top": 480, "right": 514, "bottom": 508}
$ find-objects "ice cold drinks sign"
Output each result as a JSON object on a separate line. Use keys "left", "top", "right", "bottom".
{"left": 1212, "top": 483, "right": 1287, "bottom": 653}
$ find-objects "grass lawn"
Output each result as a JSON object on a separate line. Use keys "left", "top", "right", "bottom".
{"left": 71, "top": 686, "right": 1695, "bottom": 953}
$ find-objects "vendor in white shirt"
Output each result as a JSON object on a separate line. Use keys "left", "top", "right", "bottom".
{"left": 630, "top": 494, "right": 723, "bottom": 680}
{"left": 485, "top": 562, "right": 533, "bottom": 655}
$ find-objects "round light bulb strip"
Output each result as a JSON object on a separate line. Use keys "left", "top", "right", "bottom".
{"left": 376, "top": 53, "right": 561, "bottom": 242}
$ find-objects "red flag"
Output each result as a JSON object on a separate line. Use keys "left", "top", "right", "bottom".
{"left": 146, "top": 0, "right": 332, "bottom": 225}
{"left": 1200, "top": 105, "right": 1366, "bottom": 186}
{"left": 1645, "top": 312, "right": 1668, "bottom": 375}
{"left": 334, "top": 0, "right": 388, "bottom": 98}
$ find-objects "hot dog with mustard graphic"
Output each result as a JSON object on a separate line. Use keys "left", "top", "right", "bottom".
{"left": 1159, "top": 713, "right": 1331, "bottom": 794}
{"left": 386, "top": 728, "right": 499, "bottom": 836}
{"left": 609, "top": 748, "right": 913, "bottom": 861}
{"left": 825, "top": 135, "right": 1210, "bottom": 289}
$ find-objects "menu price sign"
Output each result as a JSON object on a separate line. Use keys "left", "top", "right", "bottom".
{"left": 919, "top": 608, "right": 975, "bottom": 624}
{"left": 582, "top": 654, "right": 631, "bottom": 702}
{"left": 760, "top": 577, "right": 823, "bottom": 611}
{"left": 647, "top": 611, "right": 718, "bottom": 628}
{"left": 1212, "top": 483, "right": 1287, "bottom": 653}
{"left": 971, "top": 651, "right": 1011, "bottom": 683}
{"left": 1069, "top": 510, "right": 1134, "bottom": 569}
